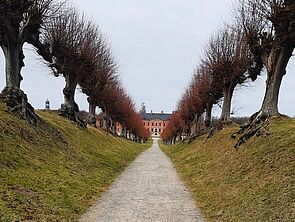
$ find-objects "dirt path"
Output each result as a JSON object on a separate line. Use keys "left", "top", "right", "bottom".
{"left": 79, "top": 139, "right": 204, "bottom": 222}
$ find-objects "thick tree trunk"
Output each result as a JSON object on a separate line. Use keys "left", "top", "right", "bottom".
{"left": 88, "top": 101, "right": 96, "bottom": 117}
{"left": 220, "top": 83, "right": 235, "bottom": 122}
{"left": 60, "top": 74, "right": 86, "bottom": 128}
{"left": 205, "top": 102, "right": 213, "bottom": 128}
{"left": 87, "top": 97, "right": 96, "bottom": 126}
{"left": 1, "top": 42, "right": 24, "bottom": 88}
{"left": 233, "top": 47, "right": 294, "bottom": 149}
{"left": 259, "top": 46, "right": 294, "bottom": 116}
{"left": 0, "top": 42, "right": 39, "bottom": 125}
{"left": 63, "top": 74, "right": 78, "bottom": 111}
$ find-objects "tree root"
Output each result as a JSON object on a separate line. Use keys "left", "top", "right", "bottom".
{"left": 86, "top": 115, "right": 97, "bottom": 127}
{"left": 207, "top": 120, "right": 232, "bottom": 138}
{"left": 232, "top": 112, "right": 271, "bottom": 149}
{"left": 59, "top": 104, "right": 87, "bottom": 128}
{"left": 0, "top": 87, "right": 39, "bottom": 125}
{"left": 188, "top": 133, "right": 198, "bottom": 144}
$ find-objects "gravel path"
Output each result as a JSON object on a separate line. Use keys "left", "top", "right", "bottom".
{"left": 79, "top": 139, "right": 204, "bottom": 222}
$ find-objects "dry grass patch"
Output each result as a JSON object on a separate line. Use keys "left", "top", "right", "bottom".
{"left": 0, "top": 102, "right": 150, "bottom": 221}
{"left": 161, "top": 117, "right": 295, "bottom": 222}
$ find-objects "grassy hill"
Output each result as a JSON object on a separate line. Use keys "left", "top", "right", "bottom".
{"left": 161, "top": 117, "right": 295, "bottom": 222}
{"left": 0, "top": 102, "right": 150, "bottom": 221}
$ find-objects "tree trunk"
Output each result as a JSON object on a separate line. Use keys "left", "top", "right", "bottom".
{"left": 88, "top": 98, "right": 96, "bottom": 117}
{"left": 205, "top": 102, "right": 213, "bottom": 128}
{"left": 220, "top": 83, "right": 235, "bottom": 122}
{"left": 0, "top": 42, "right": 39, "bottom": 125}
{"left": 60, "top": 73, "right": 86, "bottom": 128}
{"left": 194, "top": 115, "right": 200, "bottom": 135}
{"left": 86, "top": 97, "right": 97, "bottom": 125}
{"left": 122, "top": 126, "right": 127, "bottom": 138}
{"left": 1, "top": 42, "right": 24, "bottom": 88}
{"left": 178, "top": 132, "right": 182, "bottom": 142}
{"left": 103, "top": 109, "right": 109, "bottom": 130}
{"left": 111, "top": 119, "right": 116, "bottom": 134}
{"left": 173, "top": 135, "right": 177, "bottom": 144}
{"left": 63, "top": 74, "right": 78, "bottom": 111}
{"left": 259, "top": 46, "right": 294, "bottom": 116}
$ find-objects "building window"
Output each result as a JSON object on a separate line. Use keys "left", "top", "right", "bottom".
{"left": 164, "top": 123, "right": 166, "bottom": 127}
{"left": 144, "top": 122, "right": 145, "bottom": 126}
{"left": 148, "top": 122, "right": 149, "bottom": 126}
{"left": 159, "top": 123, "right": 161, "bottom": 127}
{"left": 152, "top": 123, "right": 154, "bottom": 126}
{"left": 159, "top": 129, "right": 161, "bottom": 133}
{"left": 156, "top": 123, "right": 157, "bottom": 126}
{"left": 152, "top": 128, "right": 154, "bottom": 132}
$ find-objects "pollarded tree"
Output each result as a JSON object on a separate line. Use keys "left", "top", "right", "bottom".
{"left": 177, "top": 82, "right": 203, "bottom": 137}
{"left": 177, "top": 89, "right": 197, "bottom": 136}
{"left": 43, "top": 9, "right": 94, "bottom": 127}
{"left": 203, "top": 25, "right": 252, "bottom": 122}
{"left": 81, "top": 43, "right": 118, "bottom": 125}
{"left": 96, "top": 78, "right": 121, "bottom": 131}
{"left": 189, "top": 75, "right": 206, "bottom": 135}
{"left": 170, "top": 112, "right": 184, "bottom": 144}
{"left": 194, "top": 66, "right": 223, "bottom": 128}
{"left": 237, "top": 0, "right": 295, "bottom": 117}
{"left": 0, "top": 0, "right": 58, "bottom": 123}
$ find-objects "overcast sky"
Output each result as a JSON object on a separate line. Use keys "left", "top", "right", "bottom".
{"left": 0, "top": 0, "right": 294, "bottom": 116}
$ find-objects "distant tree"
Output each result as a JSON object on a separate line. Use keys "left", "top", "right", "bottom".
{"left": 80, "top": 36, "right": 118, "bottom": 125}
{"left": 194, "top": 66, "right": 223, "bottom": 128}
{"left": 161, "top": 112, "right": 184, "bottom": 145}
{"left": 177, "top": 89, "right": 197, "bottom": 136}
{"left": 189, "top": 75, "right": 206, "bottom": 135}
{"left": 140, "top": 103, "right": 146, "bottom": 114}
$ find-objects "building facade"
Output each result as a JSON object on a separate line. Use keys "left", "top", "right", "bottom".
{"left": 140, "top": 111, "right": 171, "bottom": 136}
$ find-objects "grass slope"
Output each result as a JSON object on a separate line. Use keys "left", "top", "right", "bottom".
{"left": 161, "top": 117, "right": 295, "bottom": 222}
{"left": 0, "top": 102, "right": 150, "bottom": 221}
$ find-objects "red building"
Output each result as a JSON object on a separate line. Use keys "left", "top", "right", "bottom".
{"left": 140, "top": 110, "right": 171, "bottom": 136}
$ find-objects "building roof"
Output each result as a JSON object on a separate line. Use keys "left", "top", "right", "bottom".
{"left": 140, "top": 112, "right": 172, "bottom": 121}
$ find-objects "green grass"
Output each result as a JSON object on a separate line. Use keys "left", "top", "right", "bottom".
{"left": 160, "top": 117, "right": 295, "bottom": 222}
{"left": 0, "top": 102, "right": 150, "bottom": 221}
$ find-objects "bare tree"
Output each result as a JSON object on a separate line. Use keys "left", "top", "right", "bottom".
{"left": 203, "top": 25, "right": 252, "bottom": 122}
{"left": 196, "top": 66, "right": 223, "bottom": 128}
{"left": 0, "top": 0, "right": 58, "bottom": 124}
{"left": 43, "top": 9, "right": 91, "bottom": 127}
{"left": 237, "top": 0, "right": 295, "bottom": 117}
{"left": 80, "top": 41, "right": 118, "bottom": 125}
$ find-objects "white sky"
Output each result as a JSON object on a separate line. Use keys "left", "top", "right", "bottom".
{"left": 0, "top": 0, "right": 294, "bottom": 117}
